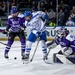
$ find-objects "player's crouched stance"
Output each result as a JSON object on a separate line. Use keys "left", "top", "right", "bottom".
{"left": 23, "top": 11, "right": 48, "bottom": 61}
{"left": 47, "top": 27, "right": 75, "bottom": 57}
{"left": 3, "top": 8, "right": 26, "bottom": 59}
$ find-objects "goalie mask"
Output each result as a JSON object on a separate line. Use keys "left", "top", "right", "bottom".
{"left": 57, "top": 27, "right": 69, "bottom": 38}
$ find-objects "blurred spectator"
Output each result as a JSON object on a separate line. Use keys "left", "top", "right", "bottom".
{"left": 63, "top": 5, "right": 70, "bottom": 24}
{"left": 46, "top": 9, "right": 56, "bottom": 26}
{"left": 0, "top": 2, "right": 5, "bottom": 16}
{"left": 11, "top": 3, "right": 17, "bottom": 9}
{"left": 47, "top": 1, "right": 55, "bottom": 11}
{"left": 32, "top": 1, "right": 37, "bottom": 8}
{"left": 70, "top": 6, "right": 75, "bottom": 22}
{"left": 47, "top": 9, "right": 56, "bottom": 22}
{"left": 31, "top": 1, "right": 38, "bottom": 11}
{"left": 58, "top": 0, "right": 67, "bottom": 10}
{"left": 69, "top": 0, "right": 75, "bottom": 9}
{"left": 9, "top": 0, "right": 19, "bottom": 10}
{"left": 66, "top": 17, "right": 75, "bottom": 26}
{"left": 20, "top": 0, "right": 32, "bottom": 8}
{"left": 27, "top": 0, "right": 32, "bottom": 8}
{"left": 44, "top": 10, "right": 48, "bottom": 15}
{"left": 70, "top": 6, "right": 75, "bottom": 16}
{"left": 40, "top": 1, "right": 45, "bottom": 11}
{"left": 58, "top": 9, "right": 65, "bottom": 26}
{"left": 2, "top": 1, "right": 6, "bottom": 12}
{"left": 44, "top": 9, "right": 49, "bottom": 26}
{"left": 0, "top": 18, "right": 2, "bottom": 26}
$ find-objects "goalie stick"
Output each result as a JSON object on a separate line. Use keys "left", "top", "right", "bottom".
{"left": 43, "top": 38, "right": 57, "bottom": 64}
{"left": 44, "top": 48, "right": 53, "bottom": 64}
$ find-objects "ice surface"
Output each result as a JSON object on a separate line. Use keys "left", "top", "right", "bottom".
{"left": 0, "top": 41, "right": 75, "bottom": 75}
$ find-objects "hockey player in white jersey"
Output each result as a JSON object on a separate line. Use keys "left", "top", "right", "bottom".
{"left": 24, "top": 11, "right": 48, "bottom": 60}
{"left": 47, "top": 27, "right": 75, "bottom": 57}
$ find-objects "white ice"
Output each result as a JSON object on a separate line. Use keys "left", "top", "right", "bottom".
{"left": 0, "top": 41, "right": 75, "bottom": 75}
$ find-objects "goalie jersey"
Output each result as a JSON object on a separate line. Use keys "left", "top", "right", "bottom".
{"left": 55, "top": 34, "right": 75, "bottom": 52}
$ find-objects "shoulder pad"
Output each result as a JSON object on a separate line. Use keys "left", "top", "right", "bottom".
{"left": 8, "top": 15, "right": 13, "bottom": 19}
{"left": 18, "top": 13, "right": 24, "bottom": 18}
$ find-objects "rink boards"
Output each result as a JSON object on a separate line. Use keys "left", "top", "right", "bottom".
{"left": 0, "top": 26, "right": 75, "bottom": 40}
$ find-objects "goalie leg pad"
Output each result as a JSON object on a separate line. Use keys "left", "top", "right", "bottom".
{"left": 61, "top": 47, "right": 73, "bottom": 57}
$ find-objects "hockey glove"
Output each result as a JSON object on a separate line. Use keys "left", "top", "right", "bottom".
{"left": 36, "top": 32, "right": 41, "bottom": 38}
{"left": 2, "top": 29, "right": 8, "bottom": 34}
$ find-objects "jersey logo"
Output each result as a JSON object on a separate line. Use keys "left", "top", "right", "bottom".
{"left": 70, "top": 35, "right": 75, "bottom": 40}
{"left": 70, "top": 35, "right": 73, "bottom": 38}
{"left": 60, "top": 42, "right": 66, "bottom": 46}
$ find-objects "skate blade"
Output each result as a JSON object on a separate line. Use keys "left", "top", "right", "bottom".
{"left": 22, "top": 59, "right": 31, "bottom": 64}
{"left": 44, "top": 59, "right": 53, "bottom": 64}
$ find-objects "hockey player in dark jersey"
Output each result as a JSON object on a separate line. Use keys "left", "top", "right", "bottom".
{"left": 47, "top": 27, "right": 75, "bottom": 57}
{"left": 3, "top": 8, "right": 26, "bottom": 59}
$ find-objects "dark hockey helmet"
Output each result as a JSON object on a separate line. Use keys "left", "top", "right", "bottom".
{"left": 10, "top": 7, "right": 18, "bottom": 14}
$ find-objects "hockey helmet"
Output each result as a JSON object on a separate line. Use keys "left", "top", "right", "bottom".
{"left": 24, "top": 11, "right": 32, "bottom": 17}
{"left": 57, "top": 27, "right": 69, "bottom": 37}
{"left": 10, "top": 7, "right": 18, "bottom": 14}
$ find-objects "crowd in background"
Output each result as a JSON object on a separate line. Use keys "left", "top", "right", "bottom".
{"left": 0, "top": 0, "right": 75, "bottom": 26}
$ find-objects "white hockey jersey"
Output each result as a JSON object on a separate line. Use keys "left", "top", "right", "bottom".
{"left": 24, "top": 11, "right": 46, "bottom": 34}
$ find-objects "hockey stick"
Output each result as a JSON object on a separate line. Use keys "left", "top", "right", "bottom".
{"left": 23, "top": 38, "right": 40, "bottom": 64}
{"left": 0, "top": 41, "right": 7, "bottom": 45}
{"left": 0, "top": 29, "right": 4, "bottom": 33}
{"left": 30, "top": 38, "right": 40, "bottom": 62}
{"left": 0, "top": 41, "right": 24, "bottom": 49}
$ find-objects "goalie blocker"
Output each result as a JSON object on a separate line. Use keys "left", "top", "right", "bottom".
{"left": 53, "top": 52, "right": 75, "bottom": 64}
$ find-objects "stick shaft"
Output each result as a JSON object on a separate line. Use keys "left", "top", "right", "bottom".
{"left": 30, "top": 39, "right": 40, "bottom": 61}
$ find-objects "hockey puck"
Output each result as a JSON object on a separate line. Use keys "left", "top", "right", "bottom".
{"left": 14, "top": 57, "right": 17, "bottom": 60}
